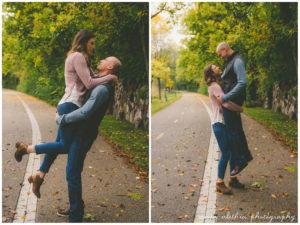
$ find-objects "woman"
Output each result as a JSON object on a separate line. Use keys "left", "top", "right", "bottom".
{"left": 204, "top": 64, "right": 245, "bottom": 194}
{"left": 15, "top": 30, "right": 117, "bottom": 198}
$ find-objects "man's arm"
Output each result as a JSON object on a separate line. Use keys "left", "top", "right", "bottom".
{"left": 221, "top": 58, "right": 247, "bottom": 103}
{"left": 56, "top": 85, "right": 110, "bottom": 125}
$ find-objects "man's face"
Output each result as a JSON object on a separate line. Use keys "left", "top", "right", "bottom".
{"left": 217, "top": 47, "right": 228, "bottom": 61}
{"left": 97, "top": 58, "right": 113, "bottom": 71}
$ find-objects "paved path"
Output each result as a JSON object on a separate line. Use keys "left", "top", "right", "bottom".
{"left": 2, "top": 89, "right": 148, "bottom": 223}
{"left": 151, "top": 92, "right": 212, "bottom": 222}
{"left": 151, "top": 92, "right": 297, "bottom": 223}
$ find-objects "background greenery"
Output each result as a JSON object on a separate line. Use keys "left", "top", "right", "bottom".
{"left": 99, "top": 115, "right": 149, "bottom": 172}
{"left": 151, "top": 3, "right": 297, "bottom": 108}
{"left": 244, "top": 107, "right": 297, "bottom": 151}
{"left": 177, "top": 2, "right": 297, "bottom": 106}
{"left": 3, "top": 2, "right": 148, "bottom": 105}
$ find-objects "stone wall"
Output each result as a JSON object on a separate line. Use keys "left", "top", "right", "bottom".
{"left": 111, "top": 83, "right": 149, "bottom": 128}
{"left": 264, "top": 83, "right": 297, "bottom": 120}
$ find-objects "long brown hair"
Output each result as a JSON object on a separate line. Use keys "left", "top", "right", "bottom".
{"left": 203, "top": 64, "right": 224, "bottom": 88}
{"left": 67, "top": 30, "right": 95, "bottom": 67}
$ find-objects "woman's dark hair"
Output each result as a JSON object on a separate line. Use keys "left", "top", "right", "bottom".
{"left": 203, "top": 64, "right": 224, "bottom": 88}
{"left": 67, "top": 30, "right": 96, "bottom": 66}
{"left": 203, "top": 64, "right": 216, "bottom": 86}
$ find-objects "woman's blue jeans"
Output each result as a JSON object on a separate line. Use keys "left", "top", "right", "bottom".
{"left": 37, "top": 102, "right": 79, "bottom": 173}
{"left": 212, "top": 122, "right": 234, "bottom": 179}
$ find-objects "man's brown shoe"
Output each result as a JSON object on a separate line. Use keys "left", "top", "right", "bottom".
{"left": 15, "top": 142, "right": 28, "bottom": 162}
{"left": 216, "top": 182, "right": 232, "bottom": 194}
{"left": 28, "top": 174, "right": 44, "bottom": 198}
{"left": 229, "top": 177, "right": 245, "bottom": 189}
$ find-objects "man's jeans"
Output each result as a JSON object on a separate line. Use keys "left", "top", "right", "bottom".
{"left": 223, "top": 107, "right": 252, "bottom": 164}
{"left": 39, "top": 85, "right": 109, "bottom": 173}
{"left": 39, "top": 102, "right": 79, "bottom": 173}
{"left": 56, "top": 85, "right": 110, "bottom": 126}
{"left": 67, "top": 136, "right": 94, "bottom": 222}
{"left": 212, "top": 122, "right": 234, "bottom": 179}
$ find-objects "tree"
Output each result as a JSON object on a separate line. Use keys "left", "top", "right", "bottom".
{"left": 3, "top": 2, "right": 149, "bottom": 105}
{"left": 177, "top": 2, "right": 297, "bottom": 105}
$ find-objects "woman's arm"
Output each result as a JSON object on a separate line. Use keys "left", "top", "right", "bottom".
{"left": 211, "top": 83, "right": 243, "bottom": 112}
{"left": 73, "top": 53, "right": 113, "bottom": 90}
{"left": 223, "top": 101, "right": 243, "bottom": 112}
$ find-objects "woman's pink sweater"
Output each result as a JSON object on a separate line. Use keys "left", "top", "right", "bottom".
{"left": 60, "top": 52, "right": 113, "bottom": 103}
{"left": 208, "top": 82, "right": 243, "bottom": 124}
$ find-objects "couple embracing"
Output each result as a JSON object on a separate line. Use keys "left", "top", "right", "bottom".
{"left": 14, "top": 30, "right": 122, "bottom": 222}
{"left": 204, "top": 42, "right": 253, "bottom": 194}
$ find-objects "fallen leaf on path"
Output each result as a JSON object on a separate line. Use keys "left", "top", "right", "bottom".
{"left": 83, "top": 214, "right": 95, "bottom": 222}
{"left": 115, "top": 213, "right": 120, "bottom": 217}
{"left": 189, "top": 188, "right": 195, "bottom": 193}
{"left": 136, "top": 185, "right": 142, "bottom": 189}
{"left": 10, "top": 210, "right": 17, "bottom": 214}
{"left": 251, "top": 182, "right": 261, "bottom": 188}
{"left": 286, "top": 206, "right": 296, "bottom": 213}
{"left": 218, "top": 207, "right": 225, "bottom": 212}
{"left": 178, "top": 216, "right": 183, "bottom": 219}
{"left": 113, "top": 203, "right": 119, "bottom": 208}
{"left": 280, "top": 211, "right": 287, "bottom": 214}
{"left": 284, "top": 167, "right": 295, "bottom": 172}
{"left": 21, "top": 216, "right": 26, "bottom": 219}
{"left": 128, "top": 193, "right": 142, "bottom": 199}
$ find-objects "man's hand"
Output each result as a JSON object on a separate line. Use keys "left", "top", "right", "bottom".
{"left": 55, "top": 111, "right": 59, "bottom": 120}
{"left": 111, "top": 75, "right": 118, "bottom": 85}
{"left": 217, "top": 94, "right": 223, "bottom": 104}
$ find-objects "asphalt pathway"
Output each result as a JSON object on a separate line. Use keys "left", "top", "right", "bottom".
{"left": 151, "top": 92, "right": 212, "bottom": 222}
{"left": 2, "top": 89, "right": 148, "bottom": 223}
{"left": 151, "top": 92, "right": 297, "bottom": 223}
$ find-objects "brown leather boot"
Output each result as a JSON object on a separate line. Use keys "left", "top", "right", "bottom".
{"left": 15, "top": 142, "right": 28, "bottom": 162}
{"left": 28, "top": 174, "right": 44, "bottom": 198}
{"left": 229, "top": 177, "right": 245, "bottom": 189}
{"left": 216, "top": 182, "right": 232, "bottom": 194}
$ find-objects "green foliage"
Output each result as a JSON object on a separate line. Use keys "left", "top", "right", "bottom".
{"left": 151, "top": 91, "right": 182, "bottom": 114}
{"left": 99, "top": 115, "right": 148, "bottom": 172}
{"left": 244, "top": 107, "right": 297, "bottom": 150}
{"left": 3, "top": 2, "right": 148, "bottom": 105}
{"left": 177, "top": 3, "right": 297, "bottom": 104}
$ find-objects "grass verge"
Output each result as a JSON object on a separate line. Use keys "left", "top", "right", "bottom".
{"left": 151, "top": 92, "right": 182, "bottom": 115}
{"left": 244, "top": 107, "right": 297, "bottom": 153}
{"left": 99, "top": 115, "right": 149, "bottom": 176}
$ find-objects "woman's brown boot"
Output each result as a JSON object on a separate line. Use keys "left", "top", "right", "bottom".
{"left": 216, "top": 182, "right": 232, "bottom": 194}
{"left": 15, "top": 142, "right": 28, "bottom": 162}
{"left": 28, "top": 174, "right": 44, "bottom": 198}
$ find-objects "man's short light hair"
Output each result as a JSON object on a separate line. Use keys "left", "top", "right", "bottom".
{"left": 216, "top": 42, "right": 230, "bottom": 53}
{"left": 107, "top": 56, "right": 122, "bottom": 74}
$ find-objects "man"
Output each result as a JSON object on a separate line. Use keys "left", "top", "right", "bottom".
{"left": 56, "top": 56, "right": 122, "bottom": 222}
{"left": 216, "top": 42, "right": 252, "bottom": 178}
{"left": 31, "top": 56, "right": 122, "bottom": 222}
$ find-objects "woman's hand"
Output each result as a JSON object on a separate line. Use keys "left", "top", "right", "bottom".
{"left": 111, "top": 75, "right": 118, "bottom": 85}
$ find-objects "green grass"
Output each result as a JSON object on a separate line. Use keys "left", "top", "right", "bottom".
{"left": 99, "top": 115, "right": 148, "bottom": 172}
{"left": 244, "top": 107, "right": 297, "bottom": 150}
{"left": 151, "top": 92, "right": 182, "bottom": 115}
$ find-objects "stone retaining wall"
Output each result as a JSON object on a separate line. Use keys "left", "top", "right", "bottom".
{"left": 111, "top": 83, "right": 149, "bottom": 128}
